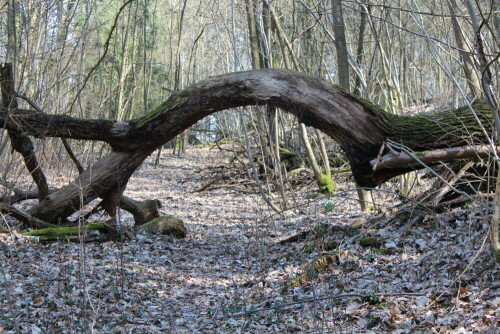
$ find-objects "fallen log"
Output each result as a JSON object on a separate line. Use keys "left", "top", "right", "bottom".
{"left": 22, "top": 223, "right": 118, "bottom": 242}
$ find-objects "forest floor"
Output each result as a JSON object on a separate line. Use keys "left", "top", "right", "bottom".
{"left": 1, "top": 146, "right": 499, "bottom": 333}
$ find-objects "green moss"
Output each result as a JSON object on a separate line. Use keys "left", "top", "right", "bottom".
{"left": 322, "top": 201, "right": 335, "bottom": 212}
{"left": 278, "top": 147, "right": 293, "bottom": 155}
{"left": 283, "top": 273, "right": 308, "bottom": 291}
{"left": 137, "top": 216, "right": 187, "bottom": 238}
{"left": 358, "top": 236, "right": 381, "bottom": 247}
{"left": 23, "top": 223, "right": 108, "bottom": 236}
{"left": 372, "top": 248, "right": 389, "bottom": 254}
{"left": 323, "top": 241, "right": 338, "bottom": 250}
{"left": 376, "top": 101, "right": 493, "bottom": 150}
{"left": 318, "top": 172, "right": 336, "bottom": 194}
{"left": 313, "top": 224, "right": 328, "bottom": 236}
{"left": 377, "top": 302, "right": 388, "bottom": 309}
{"left": 288, "top": 168, "right": 305, "bottom": 177}
{"left": 341, "top": 259, "right": 360, "bottom": 273}
{"left": 328, "top": 152, "right": 348, "bottom": 167}
{"left": 329, "top": 157, "right": 345, "bottom": 167}
{"left": 137, "top": 94, "right": 190, "bottom": 127}
{"left": 301, "top": 243, "right": 315, "bottom": 253}
{"left": 332, "top": 167, "right": 351, "bottom": 173}
{"left": 414, "top": 150, "right": 431, "bottom": 157}
{"left": 279, "top": 147, "right": 303, "bottom": 170}
{"left": 340, "top": 89, "right": 494, "bottom": 150}
{"left": 306, "top": 193, "right": 319, "bottom": 200}
{"left": 311, "top": 254, "right": 337, "bottom": 271}
{"left": 217, "top": 140, "right": 234, "bottom": 145}
{"left": 22, "top": 223, "right": 115, "bottom": 241}
{"left": 495, "top": 249, "right": 500, "bottom": 264}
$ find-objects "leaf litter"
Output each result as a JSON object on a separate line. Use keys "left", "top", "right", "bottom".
{"left": 0, "top": 147, "right": 499, "bottom": 333}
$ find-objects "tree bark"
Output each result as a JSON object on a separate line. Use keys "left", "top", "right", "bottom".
{"left": 0, "top": 64, "right": 49, "bottom": 202}
{"left": 331, "top": 0, "right": 350, "bottom": 89}
{"left": 119, "top": 196, "right": 161, "bottom": 226}
{"left": 27, "top": 150, "right": 151, "bottom": 224}
{"left": 447, "top": 0, "right": 481, "bottom": 98}
{"left": 0, "top": 67, "right": 494, "bottom": 224}
{"left": 331, "top": 0, "right": 374, "bottom": 211}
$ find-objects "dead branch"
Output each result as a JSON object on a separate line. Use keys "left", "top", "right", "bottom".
{"left": 0, "top": 202, "right": 53, "bottom": 229}
{"left": 371, "top": 145, "right": 499, "bottom": 170}
{"left": 222, "top": 292, "right": 426, "bottom": 318}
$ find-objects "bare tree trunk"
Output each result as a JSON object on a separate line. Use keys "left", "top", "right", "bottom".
{"left": 245, "top": 0, "right": 272, "bottom": 167}
{"left": 331, "top": 0, "right": 374, "bottom": 211}
{"left": 300, "top": 124, "right": 335, "bottom": 193}
{"left": 353, "top": 1, "right": 368, "bottom": 96}
{"left": 464, "top": 0, "right": 500, "bottom": 262}
{"left": 0, "top": 64, "right": 49, "bottom": 202}
{"left": 6, "top": 0, "right": 17, "bottom": 67}
{"left": 331, "top": 0, "right": 350, "bottom": 89}
{"left": 447, "top": 0, "right": 481, "bottom": 98}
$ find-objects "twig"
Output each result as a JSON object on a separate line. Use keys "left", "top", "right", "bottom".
{"left": 384, "top": 140, "right": 473, "bottom": 200}
{"left": 161, "top": 87, "right": 179, "bottom": 94}
{"left": 432, "top": 161, "right": 473, "bottom": 206}
{"left": 0, "top": 180, "right": 55, "bottom": 204}
{"left": 195, "top": 307, "right": 220, "bottom": 332}
{"left": 427, "top": 231, "right": 490, "bottom": 309}
{"left": 15, "top": 93, "right": 43, "bottom": 113}
{"left": 372, "top": 141, "right": 386, "bottom": 171}
{"left": 435, "top": 192, "right": 493, "bottom": 210}
{"left": 61, "top": 138, "right": 84, "bottom": 174}
{"left": 191, "top": 176, "right": 222, "bottom": 192}
{"left": 221, "top": 292, "right": 425, "bottom": 318}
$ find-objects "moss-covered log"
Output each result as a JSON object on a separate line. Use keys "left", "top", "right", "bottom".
{"left": 135, "top": 216, "right": 187, "bottom": 238}
{"left": 0, "top": 66, "right": 495, "bottom": 225}
{"left": 318, "top": 172, "right": 337, "bottom": 194}
{"left": 375, "top": 101, "right": 493, "bottom": 150}
{"left": 22, "top": 223, "right": 118, "bottom": 242}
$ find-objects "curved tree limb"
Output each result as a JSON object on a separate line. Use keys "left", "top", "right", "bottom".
{"left": 2, "top": 69, "right": 492, "bottom": 185}
{"left": 0, "top": 68, "right": 495, "bottom": 224}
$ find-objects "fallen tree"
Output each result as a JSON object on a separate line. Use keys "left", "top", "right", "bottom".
{"left": 0, "top": 64, "right": 495, "bottom": 226}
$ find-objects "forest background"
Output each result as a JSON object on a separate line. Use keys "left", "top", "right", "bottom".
{"left": 1, "top": 0, "right": 500, "bottom": 332}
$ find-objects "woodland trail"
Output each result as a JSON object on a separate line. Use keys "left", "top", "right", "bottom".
{"left": 1, "top": 147, "right": 499, "bottom": 333}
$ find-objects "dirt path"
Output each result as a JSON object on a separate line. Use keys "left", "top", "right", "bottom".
{"left": 1, "top": 147, "right": 499, "bottom": 333}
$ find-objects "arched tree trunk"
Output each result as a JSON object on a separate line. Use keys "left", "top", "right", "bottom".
{"left": 0, "top": 67, "right": 493, "bottom": 225}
